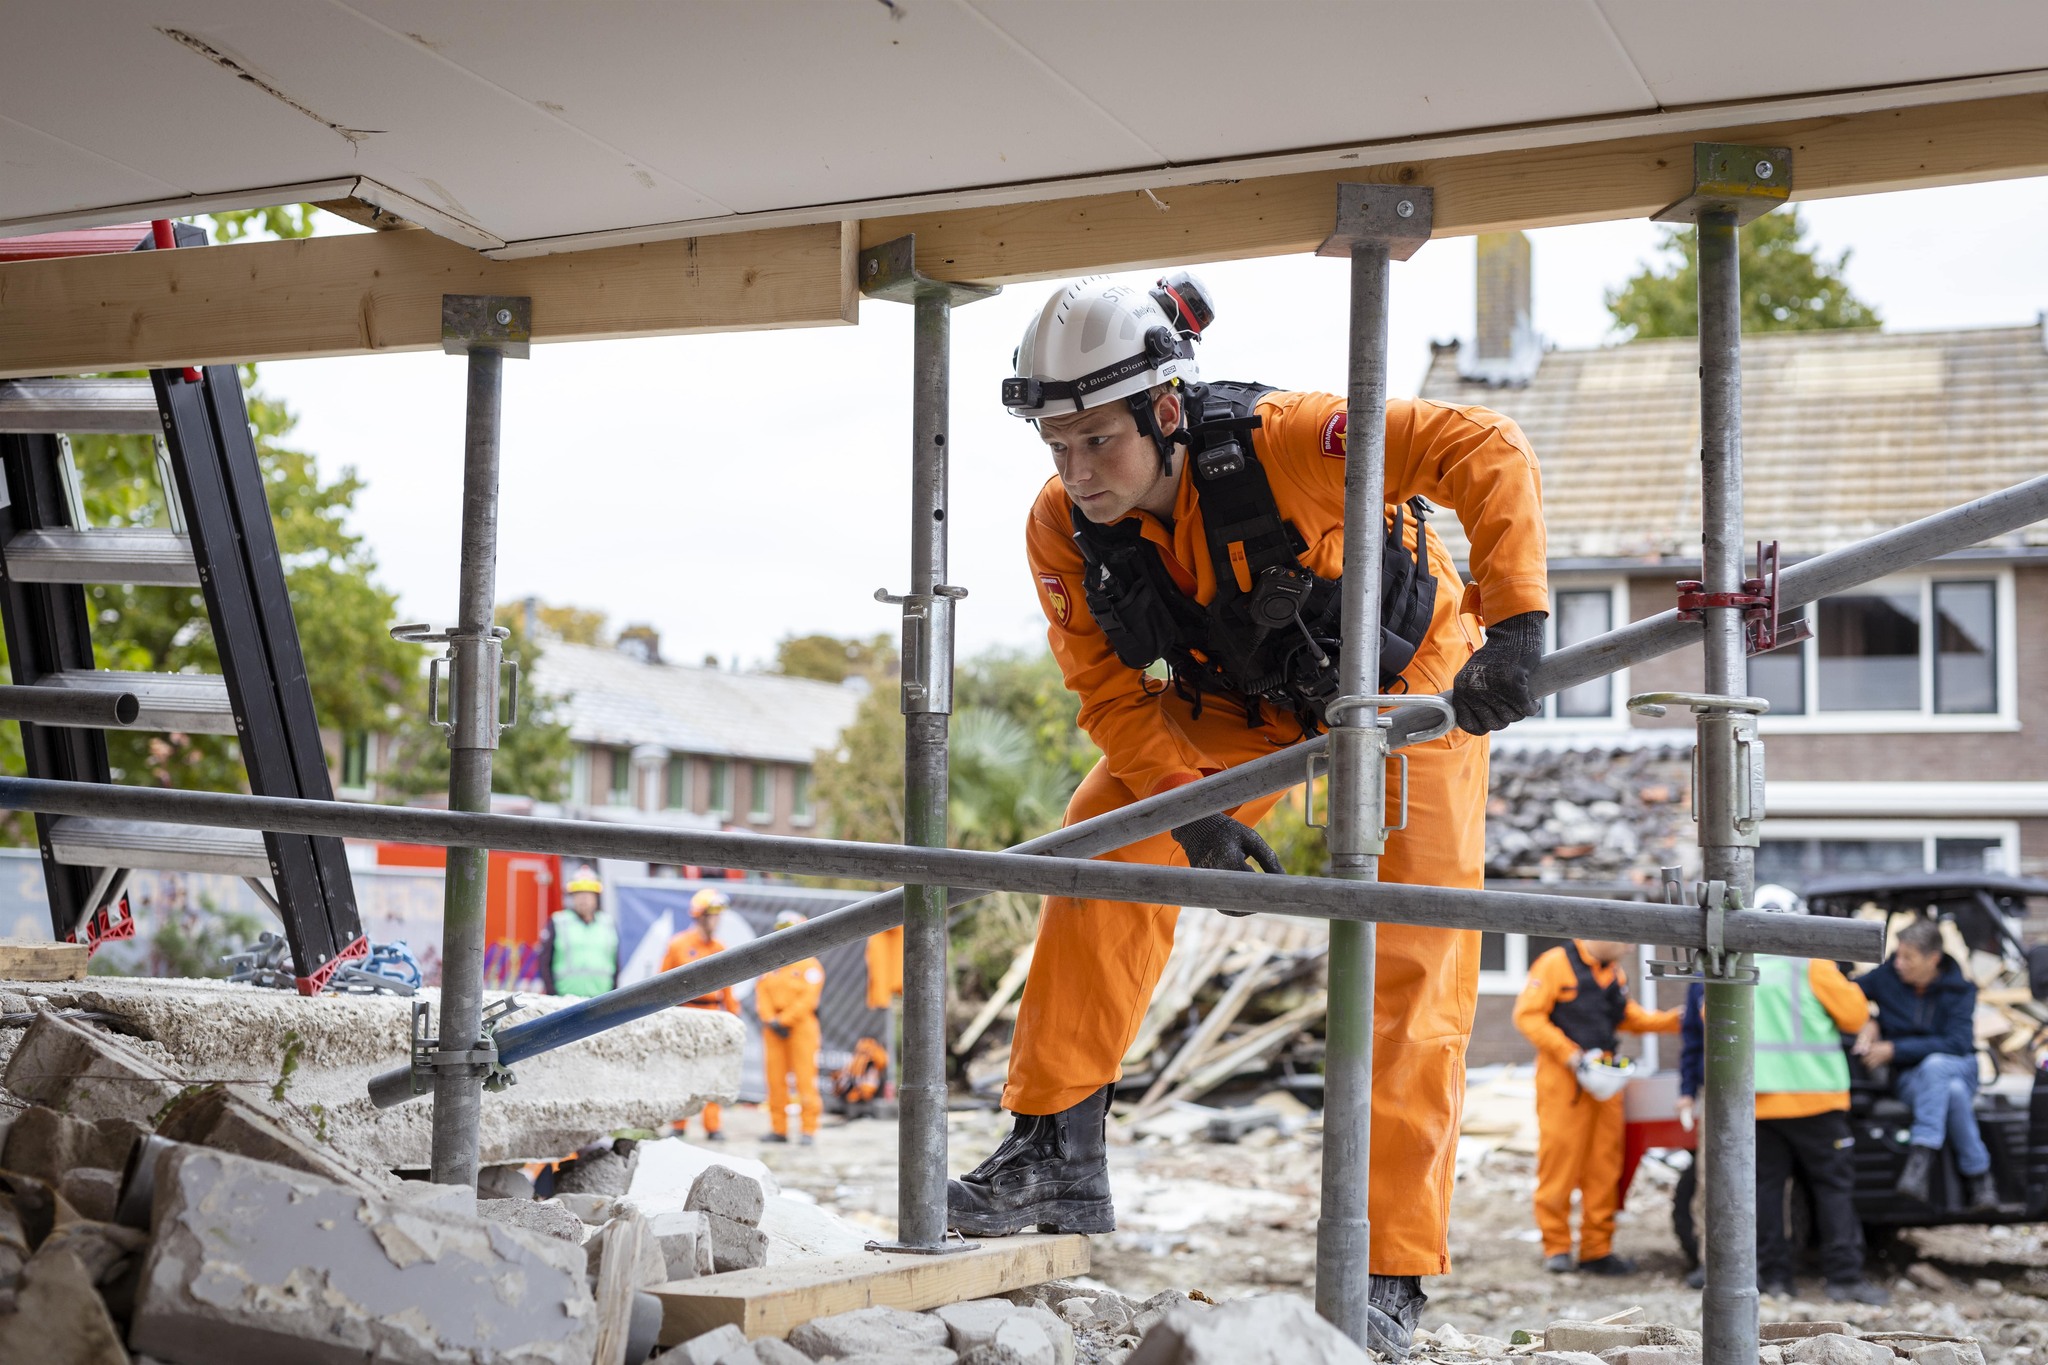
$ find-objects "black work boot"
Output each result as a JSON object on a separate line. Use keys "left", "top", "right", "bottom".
{"left": 1367, "top": 1274, "right": 1427, "bottom": 1358}
{"left": 946, "top": 1086, "right": 1114, "bottom": 1236}
{"left": 1895, "top": 1146, "right": 1936, "bottom": 1203}
{"left": 1966, "top": 1170, "right": 2000, "bottom": 1210}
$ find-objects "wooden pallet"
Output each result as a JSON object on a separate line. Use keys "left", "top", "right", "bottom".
{"left": 650, "top": 1233, "right": 1090, "bottom": 1345}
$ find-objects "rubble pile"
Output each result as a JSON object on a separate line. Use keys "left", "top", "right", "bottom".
{"left": 1486, "top": 744, "right": 1695, "bottom": 883}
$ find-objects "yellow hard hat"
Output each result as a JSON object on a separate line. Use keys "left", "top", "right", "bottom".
{"left": 565, "top": 876, "right": 603, "bottom": 896}
{"left": 773, "top": 910, "right": 808, "bottom": 931}
{"left": 690, "top": 888, "right": 731, "bottom": 917}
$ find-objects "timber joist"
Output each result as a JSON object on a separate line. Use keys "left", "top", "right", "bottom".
{"left": 1, "top": 89, "right": 2043, "bottom": 374}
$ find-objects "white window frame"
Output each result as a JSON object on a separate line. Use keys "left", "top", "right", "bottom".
{"left": 1505, "top": 576, "right": 1631, "bottom": 736}
{"left": 791, "top": 764, "right": 816, "bottom": 827}
{"left": 664, "top": 756, "right": 692, "bottom": 812}
{"left": 1757, "top": 817, "right": 2021, "bottom": 881}
{"left": 570, "top": 745, "right": 591, "bottom": 807}
{"left": 748, "top": 762, "right": 775, "bottom": 825}
{"left": 707, "top": 760, "right": 732, "bottom": 819}
{"left": 1755, "top": 568, "right": 2017, "bottom": 735}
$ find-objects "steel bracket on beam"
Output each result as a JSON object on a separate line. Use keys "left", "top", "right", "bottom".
{"left": 441, "top": 295, "right": 533, "bottom": 358}
{"left": 404, "top": 996, "right": 528, "bottom": 1097}
{"left": 1653, "top": 143, "right": 1793, "bottom": 226}
{"left": 1315, "top": 183, "right": 1433, "bottom": 260}
{"left": 859, "top": 234, "right": 999, "bottom": 308}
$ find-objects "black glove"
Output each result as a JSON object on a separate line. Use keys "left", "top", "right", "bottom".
{"left": 1170, "top": 813, "right": 1282, "bottom": 875}
{"left": 1452, "top": 610, "right": 1545, "bottom": 734}
{"left": 767, "top": 1021, "right": 791, "bottom": 1039}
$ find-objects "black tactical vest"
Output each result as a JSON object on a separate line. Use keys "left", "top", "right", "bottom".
{"left": 1069, "top": 381, "right": 1437, "bottom": 733}
{"left": 1550, "top": 942, "right": 1629, "bottom": 1056}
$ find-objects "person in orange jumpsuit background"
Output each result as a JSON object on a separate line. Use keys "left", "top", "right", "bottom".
{"left": 1513, "top": 939, "right": 1679, "bottom": 1276}
{"left": 662, "top": 888, "right": 739, "bottom": 1141}
{"left": 948, "top": 273, "right": 1549, "bottom": 1354}
{"left": 757, "top": 910, "right": 826, "bottom": 1146}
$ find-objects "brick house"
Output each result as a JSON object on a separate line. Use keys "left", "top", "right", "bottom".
{"left": 1432, "top": 234, "right": 2048, "bottom": 1059}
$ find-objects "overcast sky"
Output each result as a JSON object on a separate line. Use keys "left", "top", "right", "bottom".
{"left": 257, "top": 176, "right": 2048, "bottom": 671}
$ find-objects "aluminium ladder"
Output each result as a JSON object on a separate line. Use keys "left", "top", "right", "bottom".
{"left": 0, "top": 275, "right": 365, "bottom": 991}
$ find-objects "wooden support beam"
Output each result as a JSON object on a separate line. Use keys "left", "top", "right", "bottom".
{"left": 0, "top": 221, "right": 857, "bottom": 379}
{"left": 0, "top": 939, "right": 89, "bottom": 981}
{"left": 863, "top": 91, "right": 2048, "bottom": 284}
{"left": 650, "top": 1233, "right": 1089, "bottom": 1345}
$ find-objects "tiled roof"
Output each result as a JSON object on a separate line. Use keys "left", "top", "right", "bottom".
{"left": 530, "top": 641, "right": 863, "bottom": 764}
{"left": 1416, "top": 322, "right": 2048, "bottom": 564}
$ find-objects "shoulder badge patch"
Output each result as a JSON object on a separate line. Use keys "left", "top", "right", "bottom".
{"left": 1039, "top": 573, "right": 1072, "bottom": 626}
{"left": 1320, "top": 411, "right": 1348, "bottom": 458}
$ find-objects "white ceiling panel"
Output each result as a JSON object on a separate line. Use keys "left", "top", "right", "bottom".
{"left": 336, "top": 0, "right": 1161, "bottom": 216}
{"left": 1600, "top": 0, "right": 2048, "bottom": 107}
{"left": 974, "top": 0, "right": 1656, "bottom": 164}
{"left": 1, "top": 0, "right": 2043, "bottom": 251}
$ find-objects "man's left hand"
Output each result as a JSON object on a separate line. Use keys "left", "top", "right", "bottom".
{"left": 1452, "top": 611, "right": 1546, "bottom": 734}
{"left": 1861, "top": 1038, "right": 1895, "bottom": 1067}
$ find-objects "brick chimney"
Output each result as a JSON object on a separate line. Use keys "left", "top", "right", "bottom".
{"left": 1460, "top": 231, "right": 1540, "bottom": 386}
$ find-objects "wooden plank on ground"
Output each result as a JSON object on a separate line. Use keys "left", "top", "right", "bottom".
{"left": 650, "top": 1233, "right": 1089, "bottom": 1345}
{"left": 862, "top": 91, "right": 2048, "bottom": 285}
{"left": 0, "top": 938, "right": 89, "bottom": 981}
{"left": 0, "top": 220, "right": 858, "bottom": 379}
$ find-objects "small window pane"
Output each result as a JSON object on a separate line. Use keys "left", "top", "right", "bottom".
{"left": 793, "top": 766, "right": 813, "bottom": 821}
{"left": 1935, "top": 837, "right": 2004, "bottom": 874}
{"left": 1553, "top": 590, "right": 1612, "bottom": 718}
{"left": 1933, "top": 581, "right": 1996, "bottom": 714}
{"left": 341, "top": 731, "right": 369, "bottom": 789}
{"left": 1480, "top": 932, "right": 1507, "bottom": 972}
{"left": 608, "top": 751, "right": 631, "bottom": 804}
{"left": 665, "top": 759, "right": 688, "bottom": 810}
{"left": 1757, "top": 837, "right": 1922, "bottom": 893}
{"left": 709, "top": 761, "right": 731, "bottom": 815}
{"left": 750, "top": 763, "right": 773, "bottom": 819}
{"left": 1747, "top": 608, "right": 1806, "bottom": 715}
{"left": 1817, "top": 591, "right": 1921, "bottom": 711}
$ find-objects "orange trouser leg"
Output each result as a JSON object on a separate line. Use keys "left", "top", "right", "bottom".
{"left": 1533, "top": 1059, "right": 1595, "bottom": 1257}
{"left": 1005, "top": 702, "right": 1487, "bottom": 1276}
{"left": 701, "top": 1101, "right": 721, "bottom": 1134}
{"left": 764, "top": 1031, "right": 792, "bottom": 1136}
{"left": 1576, "top": 1089, "right": 1628, "bottom": 1260}
{"left": 792, "top": 1018, "right": 822, "bottom": 1135}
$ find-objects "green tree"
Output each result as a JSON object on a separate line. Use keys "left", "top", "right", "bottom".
{"left": 529, "top": 601, "right": 610, "bottom": 647}
{"left": 1605, "top": 207, "right": 1881, "bottom": 340}
{"left": 378, "top": 611, "right": 577, "bottom": 804}
{"left": 774, "top": 632, "right": 895, "bottom": 684}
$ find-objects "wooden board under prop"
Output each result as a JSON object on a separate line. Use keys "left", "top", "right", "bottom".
{"left": 651, "top": 1233, "right": 1090, "bottom": 1344}
{"left": 0, "top": 939, "right": 89, "bottom": 982}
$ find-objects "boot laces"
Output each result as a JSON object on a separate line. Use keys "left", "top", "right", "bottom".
{"left": 964, "top": 1112, "right": 1063, "bottom": 1183}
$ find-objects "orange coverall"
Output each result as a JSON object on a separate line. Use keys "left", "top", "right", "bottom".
{"left": 1015, "top": 392, "right": 1547, "bottom": 1276}
{"left": 758, "top": 957, "right": 826, "bottom": 1137}
{"left": 663, "top": 926, "right": 739, "bottom": 1134}
{"left": 865, "top": 926, "right": 904, "bottom": 1008}
{"left": 1513, "top": 942, "right": 1681, "bottom": 1261}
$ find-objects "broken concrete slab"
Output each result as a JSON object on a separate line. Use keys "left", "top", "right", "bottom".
{"left": 1761, "top": 1325, "right": 1854, "bottom": 1343}
{"left": 556, "top": 1192, "right": 618, "bottom": 1225}
{"left": 156, "top": 1083, "right": 384, "bottom": 1194}
{"left": 129, "top": 1146, "right": 596, "bottom": 1365}
{"left": 687, "top": 1163, "right": 766, "bottom": 1226}
{"left": 0, "top": 1106, "right": 144, "bottom": 1186}
{"left": 479, "top": 1197, "right": 587, "bottom": 1243}
{"left": 1, "top": 977, "right": 741, "bottom": 1168}
{"left": 635, "top": 1207, "right": 714, "bottom": 1280}
{"left": 1907, "top": 1346, "right": 1986, "bottom": 1365}
{"left": 789, "top": 1304, "right": 953, "bottom": 1358}
{"left": 1127, "top": 1293, "right": 1359, "bottom": 1365}
{"left": 832, "top": 1352, "right": 956, "bottom": 1365}
{"left": 1547, "top": 1323, "right": 1655, "bottom": 1354}
{"left": 3, "top": 1009, "right": 185, "bottom": 1124}
{"left": 748, "top": 1340, "right": 811, "bottom": 1365}
{"left": 54, "top": 1167, "right": 119, "bottom": 1223}
{"left": 1598, "top": 1349, "right": 1700, "bottom": 1365}
{"left": 934, "top": 1298, "right": 1075, "bottom": 1365}
{"left": 705, "top": 1211, "right": 769, "bottom": 1273}
{"left": 479, "top": 1163, "right": 537, "bottom": 1200}
{"left": 657, "top": 1322, "right": 747, "bottom": 1365}
{"left": 1531, "top": 1353, "right": 1609, "bottom": 1365}
{"left": 1785, "top": 1337, "right": 1898, "bottom": 1365}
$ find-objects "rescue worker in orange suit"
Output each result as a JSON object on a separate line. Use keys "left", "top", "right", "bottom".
{"left": 1513, "top": 939, "right": 1680, "bottom": 1276}
{"left": 662, "top": 888, "right": 740, "bottom": 1141}
{"left": 947, "top": 273, "right": 1550, "bottom": 1354}
{"left": 757, "top": 910, "right": 825, "bottom": 1146}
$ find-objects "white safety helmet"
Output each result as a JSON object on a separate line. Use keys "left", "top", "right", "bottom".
{"left": 1752, "top": 883, "right": 1802, "bottom": 913}
{"left": 1001, "top": 274, "right": 1210, "bottom": 421}
{"left": 1575, "top": 1053, "right": 1635, "bottom": 1102}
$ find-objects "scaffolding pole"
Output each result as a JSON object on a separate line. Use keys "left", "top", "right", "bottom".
{"left": 418, "top": 295, "right": 529, "bottom": 1188}
{"left": 861, "top": 236, "right": 995, "bottom": 1250}
{"left": 1312, "top": 183, "right": 1433, "bottom": 1341}
{"left": 1651, "top": 144, "right": 1792, "bottom": 1364}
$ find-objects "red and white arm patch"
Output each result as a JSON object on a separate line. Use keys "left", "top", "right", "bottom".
{"left": 1038, "top": 573, "right": 1073, "bottom": 627}
{"left": 1320, "top": 411, "right": 1348, "bottom": 458}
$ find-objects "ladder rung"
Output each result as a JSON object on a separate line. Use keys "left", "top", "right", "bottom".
{"left": 5, "top": 528, "right": 199, "bottom": 586}
{"left": 47, "top": 816, "right": 269, "bottom": 878}
{"left": 0, "top": 379, "right": 161, "bottom": 435}
{"left": 38, "top": 671, "right": 235, "bottom": 734}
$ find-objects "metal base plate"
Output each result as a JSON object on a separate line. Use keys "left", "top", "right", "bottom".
{"left": 1653, "top": 143, "right": 1792, "bottom": 225}
{"left": 864, "top": 1234, "right": 983, "bottom": 1256}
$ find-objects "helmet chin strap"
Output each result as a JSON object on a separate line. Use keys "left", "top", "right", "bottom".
{"left": 1125, "top": 388, "right": 1187, "bottom": 476}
